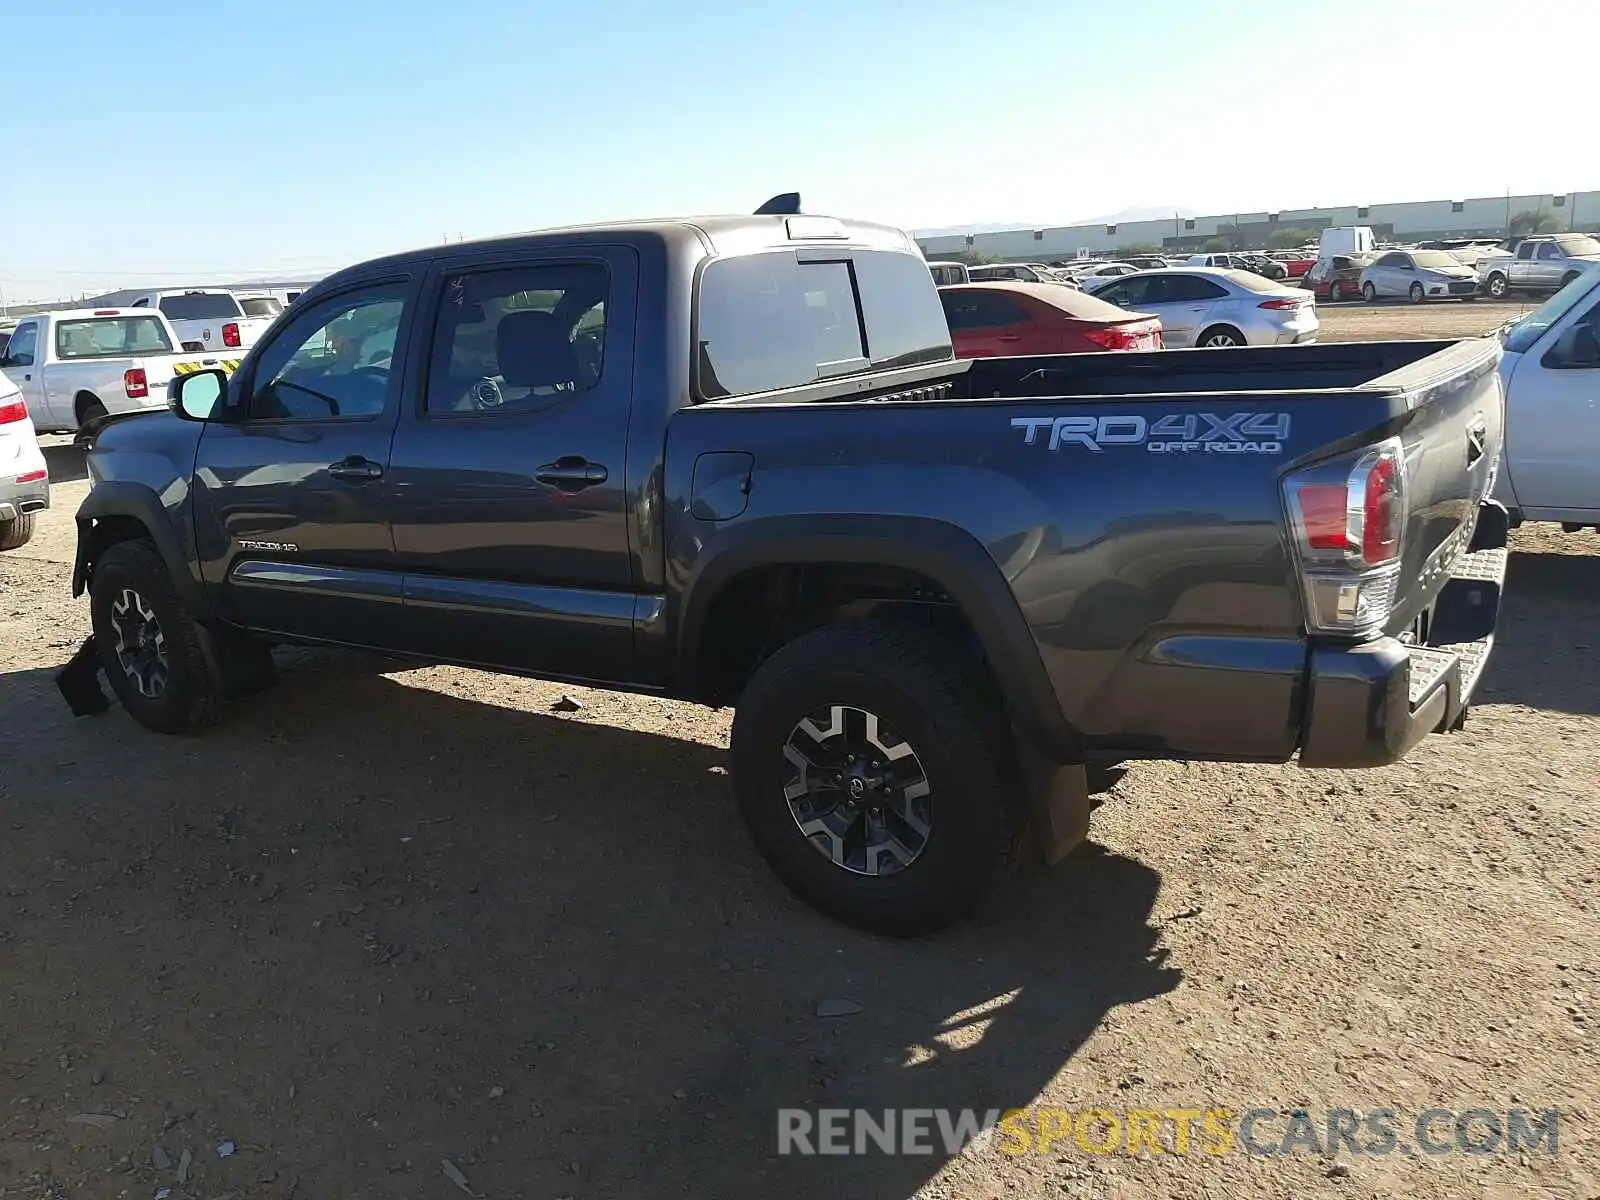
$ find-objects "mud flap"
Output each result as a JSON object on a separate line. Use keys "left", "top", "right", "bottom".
{"left": 1014, "top": 736, "right": 1093, "bottom": 866}
{"left": 56, "top": 636, "right": 112, "bottom": 717}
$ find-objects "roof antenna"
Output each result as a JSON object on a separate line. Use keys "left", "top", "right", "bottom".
{"left": 755, "top": 192, "right": 801, "bottom": 216}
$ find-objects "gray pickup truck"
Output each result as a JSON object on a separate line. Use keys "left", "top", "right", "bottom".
{"left": 67, "top": 200, "right": 1509, "bottom": 934}
{"left": 1478, "top": 233, "right": 1600, "bottom": 298}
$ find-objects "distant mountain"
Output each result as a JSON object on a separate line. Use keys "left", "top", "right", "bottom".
{"left": 915, "top": 206, "right": 1200, "bottom": 238}
{"left": 912, "top": 221, "right": 1045, "bottom": 237}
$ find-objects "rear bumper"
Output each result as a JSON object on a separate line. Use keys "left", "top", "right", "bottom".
{"left": 1298, "top": 500, "right": 1509, "bottom": 768}
{"left": 1, "top": 448, "right": 51, "bottom": 518}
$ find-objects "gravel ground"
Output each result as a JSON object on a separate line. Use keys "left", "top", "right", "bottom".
{"left": 1, "top": 306, "right": 1596, "bottom": 1199}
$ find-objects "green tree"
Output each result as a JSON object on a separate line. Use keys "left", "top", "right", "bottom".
{"left": 1509, "top": 209, "right": 1561, "bottom": 238}
{"left": 1116, "top": 242, "right": 1159, "bottom": 256}
{"left": 1202, "top": 237, "right": 1232, "bottom": 253}
{"left": 1267, "top": 227, "right": 1318, "bottom": 249}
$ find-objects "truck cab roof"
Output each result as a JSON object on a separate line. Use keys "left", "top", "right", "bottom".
{"left": 313, "top": 214, "right": 920, "bottom": 292}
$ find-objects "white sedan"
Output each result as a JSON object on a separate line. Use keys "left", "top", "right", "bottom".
{"left": 1091, "top": 268, "right": 1318, "bottom": 348}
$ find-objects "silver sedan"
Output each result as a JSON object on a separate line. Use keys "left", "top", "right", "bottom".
{"left": 1091, "top": 268, "right": 1319, "bottom": 348}
{"left": 1359, "top": 250, "right": 1479, "bottom": 303}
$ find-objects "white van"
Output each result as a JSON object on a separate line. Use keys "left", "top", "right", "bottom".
{"left": 927, "top": 261, "right": 970, "bottom": 286}
{"left": 1319, "top": 226, "right": 1376, "bottom": 257}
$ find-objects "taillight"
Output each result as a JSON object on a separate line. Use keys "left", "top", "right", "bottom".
{"left": 0, "top": 398, "right": 26, "bottom": 424}
{"left": 1282, "top": 439, "right": 1407, "bottom": 635}
{"left": 222, "top": 322, "right": 242, "bottom": 348}
{"left": 1259, "top": 297, "right": 1304, "bottom": 310}
{"left": 1084, "top": 321, "right": 1159, "bottom": 350}
{"left": 124, "top": 368, "right": 149, "bottom": 399}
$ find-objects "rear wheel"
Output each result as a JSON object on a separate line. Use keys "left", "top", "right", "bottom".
{"left": 1197, "top": 325, "right": 1245, "bottom": 348}
{"left": 75, "top": 395, "right": 108, "bottom": 430}
{"left": 1362, "top": 281, "right": 1378, "bottom": 303}
{"left": 1561, "top": 271, "right": 1580, "bottom": 291}
{"left": 731, "top": 620, "right": 1016, "bottom": 936}
{"left": 1409, "top": 282, "right": 1425, "bottom": 304}
{"left": 0, "top": 513, "right": 36, "bottom": 552}
{"left": 1485, "top": 273, "right": 1509, "bottom": 300}
{"left": 1329, "top": 280, "right": 1344, "bottom": 302}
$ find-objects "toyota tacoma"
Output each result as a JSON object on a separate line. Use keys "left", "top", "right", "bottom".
{"left": 67, "top": 199, "right": 1509, "bottom": 934}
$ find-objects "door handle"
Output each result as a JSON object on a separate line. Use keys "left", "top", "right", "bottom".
{"left": 536, "top": 458, "right": 609, "bottom": 491}
{"left": 996, "top": 333, "right": 1023, "bottom": 342}
{"left": 328, "top": 456, "right": 384, "bottom": 481}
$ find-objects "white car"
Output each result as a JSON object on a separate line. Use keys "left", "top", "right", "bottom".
{"left": 127, "top": 289, "right": 274, "bottom": 353}
{"left": 1491, "top": 265, "right": 1600, "bottom": 528}
{"left": 1090, "top": 267, "right": 1318, "bottom": 348}
{"left": 1359, "top": 249, "right": 1479, "bottom": 302}
{"left": 0, "top": 308, "right": 240, "bottom": 434}
{"left": 1075, "top": 263, "right": 1143, "bottom": 292}
{"left": 0, "top": 368, "right": 48, "bottom": 551}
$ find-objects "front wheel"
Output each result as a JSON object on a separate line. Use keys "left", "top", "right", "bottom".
{"left": 1329, "top": 281, "right": 1344, "bottom": 302}
{"left": 1409, "top": 282, "right": 1426, "bottom": 304}
{"left": 90, "top": 539, "right": 224, "bottom": 734}
{"left": 731, "top": 621, "right": 1016, "bottom": 936}
{"left": 1362, "top": 281, "right": 1378, "bottom": 303}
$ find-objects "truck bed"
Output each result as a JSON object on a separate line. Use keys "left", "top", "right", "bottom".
{"left": 678, "top": 337, "right": 1504, "bottom": 762}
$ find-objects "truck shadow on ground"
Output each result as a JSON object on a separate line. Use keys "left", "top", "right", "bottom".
{"left": 1479, "top": 549, "right": 1600, "bottom": 716}
{"left": 0, "top": 655, "right": 1177, "bottom": 1199}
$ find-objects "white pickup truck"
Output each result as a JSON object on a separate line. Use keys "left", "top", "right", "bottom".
{"left": 127, "top": 288, "right": 273, "bottom": 353}
{"left": 0, "top": 308, "right": 241, "bottom": 434}
{"left": 1476, "top": 234, "right": 1600, "bottom": 299}
{"left": 1491, "top": 264, "right": 1600, "bottom": 529}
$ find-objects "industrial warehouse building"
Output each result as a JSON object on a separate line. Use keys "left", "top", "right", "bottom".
{"left": 915, "top": 191, "right": 1600, "bottom": 262}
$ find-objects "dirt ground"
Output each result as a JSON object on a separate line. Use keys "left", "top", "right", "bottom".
{"left": 2, "top": 305, "right": 1596, "bottom": 1199}
{"left": 1313, "top": 297, "right": 1537, "bottom": 344}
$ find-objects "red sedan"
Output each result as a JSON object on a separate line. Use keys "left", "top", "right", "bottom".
{"left": 938, "top": 282, "right": 1162, "bottom": 358}
{"left": 1270, "top": 251, "right": 1316, "bottom": 278}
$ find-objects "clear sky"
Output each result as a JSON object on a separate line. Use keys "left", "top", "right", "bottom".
{"left": 2, "top": 0, "right": 1589, "bottom": 301}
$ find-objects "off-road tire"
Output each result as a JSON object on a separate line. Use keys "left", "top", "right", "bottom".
{"left": 731, "top": 620, "right": 1017, "bottom": 936}
{"left": 0, "top": 513, "right": 36, "bottom": 551}
{"left": 90, "top": 539, "right": 224, "bottom": 734}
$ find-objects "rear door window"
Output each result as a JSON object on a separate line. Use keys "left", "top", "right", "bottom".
{"left": 1159, "top": 276, "right": 1229, "bottom": 302}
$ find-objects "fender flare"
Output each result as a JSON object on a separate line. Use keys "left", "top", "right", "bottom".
{"left": 72, "top": 482, "right": 211, "bottom": 621}
{"left": 675, "top": 514, "right": 1082, "bottom": 761}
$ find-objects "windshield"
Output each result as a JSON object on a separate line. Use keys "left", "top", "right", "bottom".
{"left": 158, "top": 293, "right": 244, "bottom": 321}
{"left": 54, "top": 316, "right": 174, "bottom": 359}
{"left": 1502, "top": 269, "right": 1600, "bottom": 354}
{"left": 1555, "top": 235, "right": 1600, "bottom": 257}
{"left": 1411, "top": 251, "right": 1465, "bottom": 270}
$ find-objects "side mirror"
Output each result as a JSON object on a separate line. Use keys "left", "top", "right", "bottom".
{"left": 170, "top": 368, "right": 228, "bottom": 421}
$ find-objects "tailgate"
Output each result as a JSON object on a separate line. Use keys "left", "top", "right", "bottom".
{"left": 1374, "top": 338, "right": 1504, "bottom": 634}
{"left": 159, "top": 353, "right": 244, "bottom": 383}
